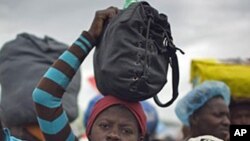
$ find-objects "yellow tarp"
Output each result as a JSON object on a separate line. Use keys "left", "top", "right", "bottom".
{"left": 191, "top": 59, "right": 250, "bottom": 98}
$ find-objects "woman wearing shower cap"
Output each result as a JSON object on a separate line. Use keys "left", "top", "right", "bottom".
{"left": 32, "top": 6, "right": 147, "bottom": 141}
{"left": 175, "top": 80, "right": 231, "bottom": 141}
{"left": 83, "top": 95, "right": 159, "bottom": 141}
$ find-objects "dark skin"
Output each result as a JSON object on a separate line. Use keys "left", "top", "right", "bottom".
{"left": 88, "top": 6, "right": 145, "bottom": 141}
{"left": 88, "top": 6, "right": 119, "bottom": 43}
{"left": 189, "top": 96, "right": 230, "bottom": 141}
{"left": 230, "top": 106, "right": 250, "bottom": 125}
{"left": 89, "top": 105, "right": 144, "bottom": 141}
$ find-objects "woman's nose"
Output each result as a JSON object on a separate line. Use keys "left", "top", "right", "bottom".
{"left": 106, "top": 127, "right": 121, "bottom": 141}
{"left": 222, "top": 116, "right": 231, "bottom": 126}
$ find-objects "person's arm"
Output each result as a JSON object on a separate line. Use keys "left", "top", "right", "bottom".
{"left": 32, "top": 31, "right": 94, "bottom": 141}
{"left": 32, "top": 7, "right": 118, "bottom": 141}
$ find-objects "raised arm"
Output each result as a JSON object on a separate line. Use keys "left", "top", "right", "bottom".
{"left": 32, "top": 7, "right": 118, "bottom": 141}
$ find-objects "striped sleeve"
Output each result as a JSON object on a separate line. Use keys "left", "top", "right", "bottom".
{"left": 32, "top": 32, "right": 94, "bottom": 141}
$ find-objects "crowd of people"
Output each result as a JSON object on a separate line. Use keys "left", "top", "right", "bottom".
{"left": 0, "top": 4, "right": 249, "bottom": 141}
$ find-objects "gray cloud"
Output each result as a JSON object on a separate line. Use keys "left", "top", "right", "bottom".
{"left": 1, "top": 0, "right": 250, "bottom": 47}
{"left": 1, "top": 0, "right": 249, "bottom": 124}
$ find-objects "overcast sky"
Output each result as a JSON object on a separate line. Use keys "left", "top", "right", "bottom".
{"left": 1, "top": 0, "right": 250, "bottom": 124}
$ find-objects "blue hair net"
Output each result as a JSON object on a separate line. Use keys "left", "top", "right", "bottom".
{"left": 175, "top": 80, "right": 230, "bottom": 126}
{"left": 83, "top": 95, "right": 159, "bottom": 134}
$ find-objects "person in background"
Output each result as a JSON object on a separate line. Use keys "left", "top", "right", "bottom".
{"left": 141, "top": 101, "right": 159, "bottom": 141}
{"left": 187, "top": 135, "right": 223, "bottom": 141}
{"left": 0, "top": 120, "right": 22, "bottom": 141}
{"left": 32, "top": 6, "right": 148, "bottom": 141}
{"left": 175, "top": 80, "right": 231, "bottom": 141}
{"left": 0, "top": 21, "right": 81, "bottom": 141}
{"left": 82, "top": 95, "right": 159, "bottom": 141}
{"left": 229, "top": 98, "right": 250, "bottom": 125}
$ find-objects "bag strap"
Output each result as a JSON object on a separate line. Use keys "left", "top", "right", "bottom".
{"left": 153, "top": 33, "right": 184, "bottom": 107}
{"left": 141, "top": 2, "right": 184, "bottom": 107}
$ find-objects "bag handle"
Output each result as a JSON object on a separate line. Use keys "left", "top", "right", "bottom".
{"left": 153, "top": 52, "right": 179, "bottom": 107}
{"left": 153, "top": 34, "right": 184, "bottom": 107}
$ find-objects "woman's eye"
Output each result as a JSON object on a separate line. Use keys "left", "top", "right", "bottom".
{"left": 213, "top": 113, "right": 220, "bottom": 117}
{"left": 121, "top": 128, "right": 133, "bottom": 135}
{"left": 99, "top": 123, "right": 109, "bottom": 129}
{"left": 213, "top": 112, "right": 228, "bottom": 118}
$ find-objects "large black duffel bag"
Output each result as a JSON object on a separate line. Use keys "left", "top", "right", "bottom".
{"left": 0, "top": 33, "right": 81, "bottom": 126}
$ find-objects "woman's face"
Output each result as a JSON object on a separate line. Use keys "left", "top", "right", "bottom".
{"left": 230, "top": 106, "right": 250, "bottom": 125}
{"left": 89, "top": 105, "right": 143, "bottom": 141}
{"left": 191, "top": 97, "right": 230, "bottom": 141}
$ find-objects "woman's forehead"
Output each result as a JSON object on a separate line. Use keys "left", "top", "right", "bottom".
{"left": 193, "top": 97, "right": 228, "bottom": 114}
{"left": 206, "top": 97, "right": 227, "bottom": 107}
{"left": 202, "top": 97, "right": 229, "bottom": 112}
{"left": 95, "top": 105, "right": 138, "bottom": 124}
{"left": 100, "top": 105, "right": 134, "bottom": 117}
